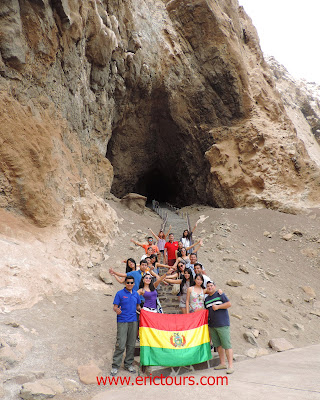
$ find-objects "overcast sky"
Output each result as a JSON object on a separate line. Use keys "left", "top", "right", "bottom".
{"left": 238, "top": 0, "right": 320, "bottom": 84}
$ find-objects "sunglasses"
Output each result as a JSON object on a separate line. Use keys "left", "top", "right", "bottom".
{"left": 126, "top": 282, "right": 134, "bottom": 284}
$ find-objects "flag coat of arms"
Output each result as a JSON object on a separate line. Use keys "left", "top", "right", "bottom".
{"left": 139, "top": 309, "right": 211, "bottom": 366}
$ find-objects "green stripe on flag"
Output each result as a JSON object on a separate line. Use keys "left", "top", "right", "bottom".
{"left": 140, "top": 342, "right": 211, "bottom": 366}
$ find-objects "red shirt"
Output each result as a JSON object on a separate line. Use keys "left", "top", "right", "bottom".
{"left": 164, "top": 241, "right": 179, "bottom": 259}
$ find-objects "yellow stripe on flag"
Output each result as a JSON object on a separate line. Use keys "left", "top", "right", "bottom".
{"left": 140, "top": 324, "right": 210, "bottom": 349}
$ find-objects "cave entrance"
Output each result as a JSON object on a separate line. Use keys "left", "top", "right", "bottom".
{"left": 106, "top": 87, "right": 213, "bottom": 208}
{"left": 132, "top": 168, "right": 180, "bottom": 204}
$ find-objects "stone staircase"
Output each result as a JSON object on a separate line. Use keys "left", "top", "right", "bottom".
{"left": 161, "top": 204, "right": 189, "bottom": 240}
{"left": 156, "top": 205, "right": 190, "bottom": 314}
{"left": 157, "top": 266, "right": 180, "bottom": 314}
{"left": 135, "top": 204, "right": 220, "bottom": 374}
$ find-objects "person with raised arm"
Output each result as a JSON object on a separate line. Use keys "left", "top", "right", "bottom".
{"left": 180, "top": 222, "right": 198, "bottom": 252}
{"left": 137, "top": 269, "right": 173, "bottom": 313}
{"left": 164, "top": 260, "right": 186, "bottom": 280}
{"left": 165, "top": 268, "right": 194, "bottom": 314}
{"left": 109, "top": 259, "right": 147, "bottom": 294}
{"left": 148, "top": 226, "right": 171, "bottom": 262}
{"left": 149, "top": 254, "right": 179, "bottom": 275}
{"left": 111, "top": 258, "right": 138, "bottom": 285}
{"left": 175, "top": 239, "right": 202, "bottom": 259}
{"left": 130, "top": 236, "right": 159, "bottom": 256}
{"left": 124, "top": 258, "right": 137, "bottom": 273}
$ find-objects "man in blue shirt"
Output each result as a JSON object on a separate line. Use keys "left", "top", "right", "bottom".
{"left": 110, "top": 276, "right": 141, "bottom": 376}
{"left": 204, "top": 281, "right": 234, "bottom": 374}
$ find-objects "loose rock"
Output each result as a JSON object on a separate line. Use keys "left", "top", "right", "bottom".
{"left": 226, "top": 279, "right": 243, "bottom": 287}
{"left": 310, "top": 311, "right": 320, "bottom": 317}
{"left": 246, "top": 348, "right": 269, "bottom": 358}
{"left": 231, "top": 314, "right": 243, "bottom": 320}
{"left": 301, "top": 286, "right": 316, "bottom": 299}
{"left": 257, "top": 312, "right": 269, "bottom": 321}
{"left": 268, "top": 338, "right": 294, "bottom": 352}
{"left": 282, "top": 233, "right": 293, "bottom": 241}
{"left": 293, "top": 323, "right": 304, "bottom": 331}
{"left": 239, "top": 265, "right": 249, "bottom": 274}
{"left": 0, "top": 346, "right": 19, "bottom": 370}
{"left": 252, "top": 329, "right": 259, "bottom": 338}
{"left": 78, "top": 362, "right": 102, "bottom": 385}
{"left": 121, "top": 193, "right": 147, "bottom": 214}
{"left": 243, "top": 332, "right": 258, "bottom": 346}
{"left": 20, "top": 378, "right": 64, "bottom": 400}
{"left": 99, "top": 270, "right": 113, "bottom": 285}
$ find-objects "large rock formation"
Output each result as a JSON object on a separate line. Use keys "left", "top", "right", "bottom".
{"left": 1, "top": 0, "right": 320, "bottom": 215}
{"left": 266, "top": 56, "right": 320, "bottom": 167}
{"left": 1, "top": 0, "right": 320, "bottom": 308}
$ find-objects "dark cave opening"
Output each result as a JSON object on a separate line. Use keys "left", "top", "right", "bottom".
{"left": 106, "top": 88, "right": 214, "bottom": 208}
{"left": 132, "top": 168, "right": 180, "bottom": 204}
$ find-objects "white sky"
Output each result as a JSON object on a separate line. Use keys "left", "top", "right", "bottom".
{"left": 238, "top": 0, "right": 320, "bottom": 83}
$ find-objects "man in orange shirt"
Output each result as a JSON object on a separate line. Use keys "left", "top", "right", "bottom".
{"left": 130, "top": 237, "right": 160, "bottom": 256}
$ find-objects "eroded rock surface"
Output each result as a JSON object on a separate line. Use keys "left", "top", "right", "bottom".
{"left": 0, "top": 0, "right": 319, "bottom": 215}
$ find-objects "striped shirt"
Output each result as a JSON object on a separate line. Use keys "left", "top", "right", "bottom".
{"left": 204, "top": 292, "right": 230, "bottom": 327}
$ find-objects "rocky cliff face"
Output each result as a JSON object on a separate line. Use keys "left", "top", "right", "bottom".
{"left": 266, "top": 56, "right": 320, "bottom": 167}
{"left": 1, "top": 0, "right": 320, "bottom": 218}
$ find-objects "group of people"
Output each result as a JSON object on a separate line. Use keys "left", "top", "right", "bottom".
{"left": 108, "top": 224, "right": 234, "bottom": 377}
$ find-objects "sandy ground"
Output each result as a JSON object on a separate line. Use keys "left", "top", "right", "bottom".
{"left": 1, "top": 201, "right": 320, "bottom": 399}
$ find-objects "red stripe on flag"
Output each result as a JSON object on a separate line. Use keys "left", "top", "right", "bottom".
{"left": 140, "top": 309, "right": 209, "bottom": 331}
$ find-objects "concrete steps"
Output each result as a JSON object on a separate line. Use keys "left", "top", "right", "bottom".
{"left": 157, "top": 266, "right": 180, "bottom": 314}
{"left": 161, "top": 205, "right": 189, "bottom": 240}
{"left": 156, "top": 206, "right": 187, "bottom": 314}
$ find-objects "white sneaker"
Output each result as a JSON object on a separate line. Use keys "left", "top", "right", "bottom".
{"left": 125, "top": 365, "right": 136, "bottom": 373}
{"left": 110, "top": 368, "right": 118, "bottom": 376}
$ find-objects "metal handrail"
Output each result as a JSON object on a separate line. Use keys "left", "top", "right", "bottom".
{"left": 152, "top": 199, "right": 168, "bottom": 231}
{"left": 186, "top": 212, "right": 193, "bottom": 246}
{"left": 161, "top": 212, "right": 168, "bottom": 231}
{"left": 186, "top": 212, "right": 191, "bottom": 232}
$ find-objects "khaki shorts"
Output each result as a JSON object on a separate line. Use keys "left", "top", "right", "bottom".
{"left": 209, "top": 326, "right": 232, "bottom": 349}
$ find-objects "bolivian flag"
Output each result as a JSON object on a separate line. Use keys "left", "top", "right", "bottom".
{"left": 139, "top": 309, "right": 211, "bottom": 366}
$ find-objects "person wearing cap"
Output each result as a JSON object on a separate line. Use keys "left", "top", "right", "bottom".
{"left": 204, "top": 281, "right": 234, "bottom": 374}
{"left": 130, "top": 237, "right": 160, "bottom": 257}
{"left": 110, "top": 276, "right": 141, "bottom": 377}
